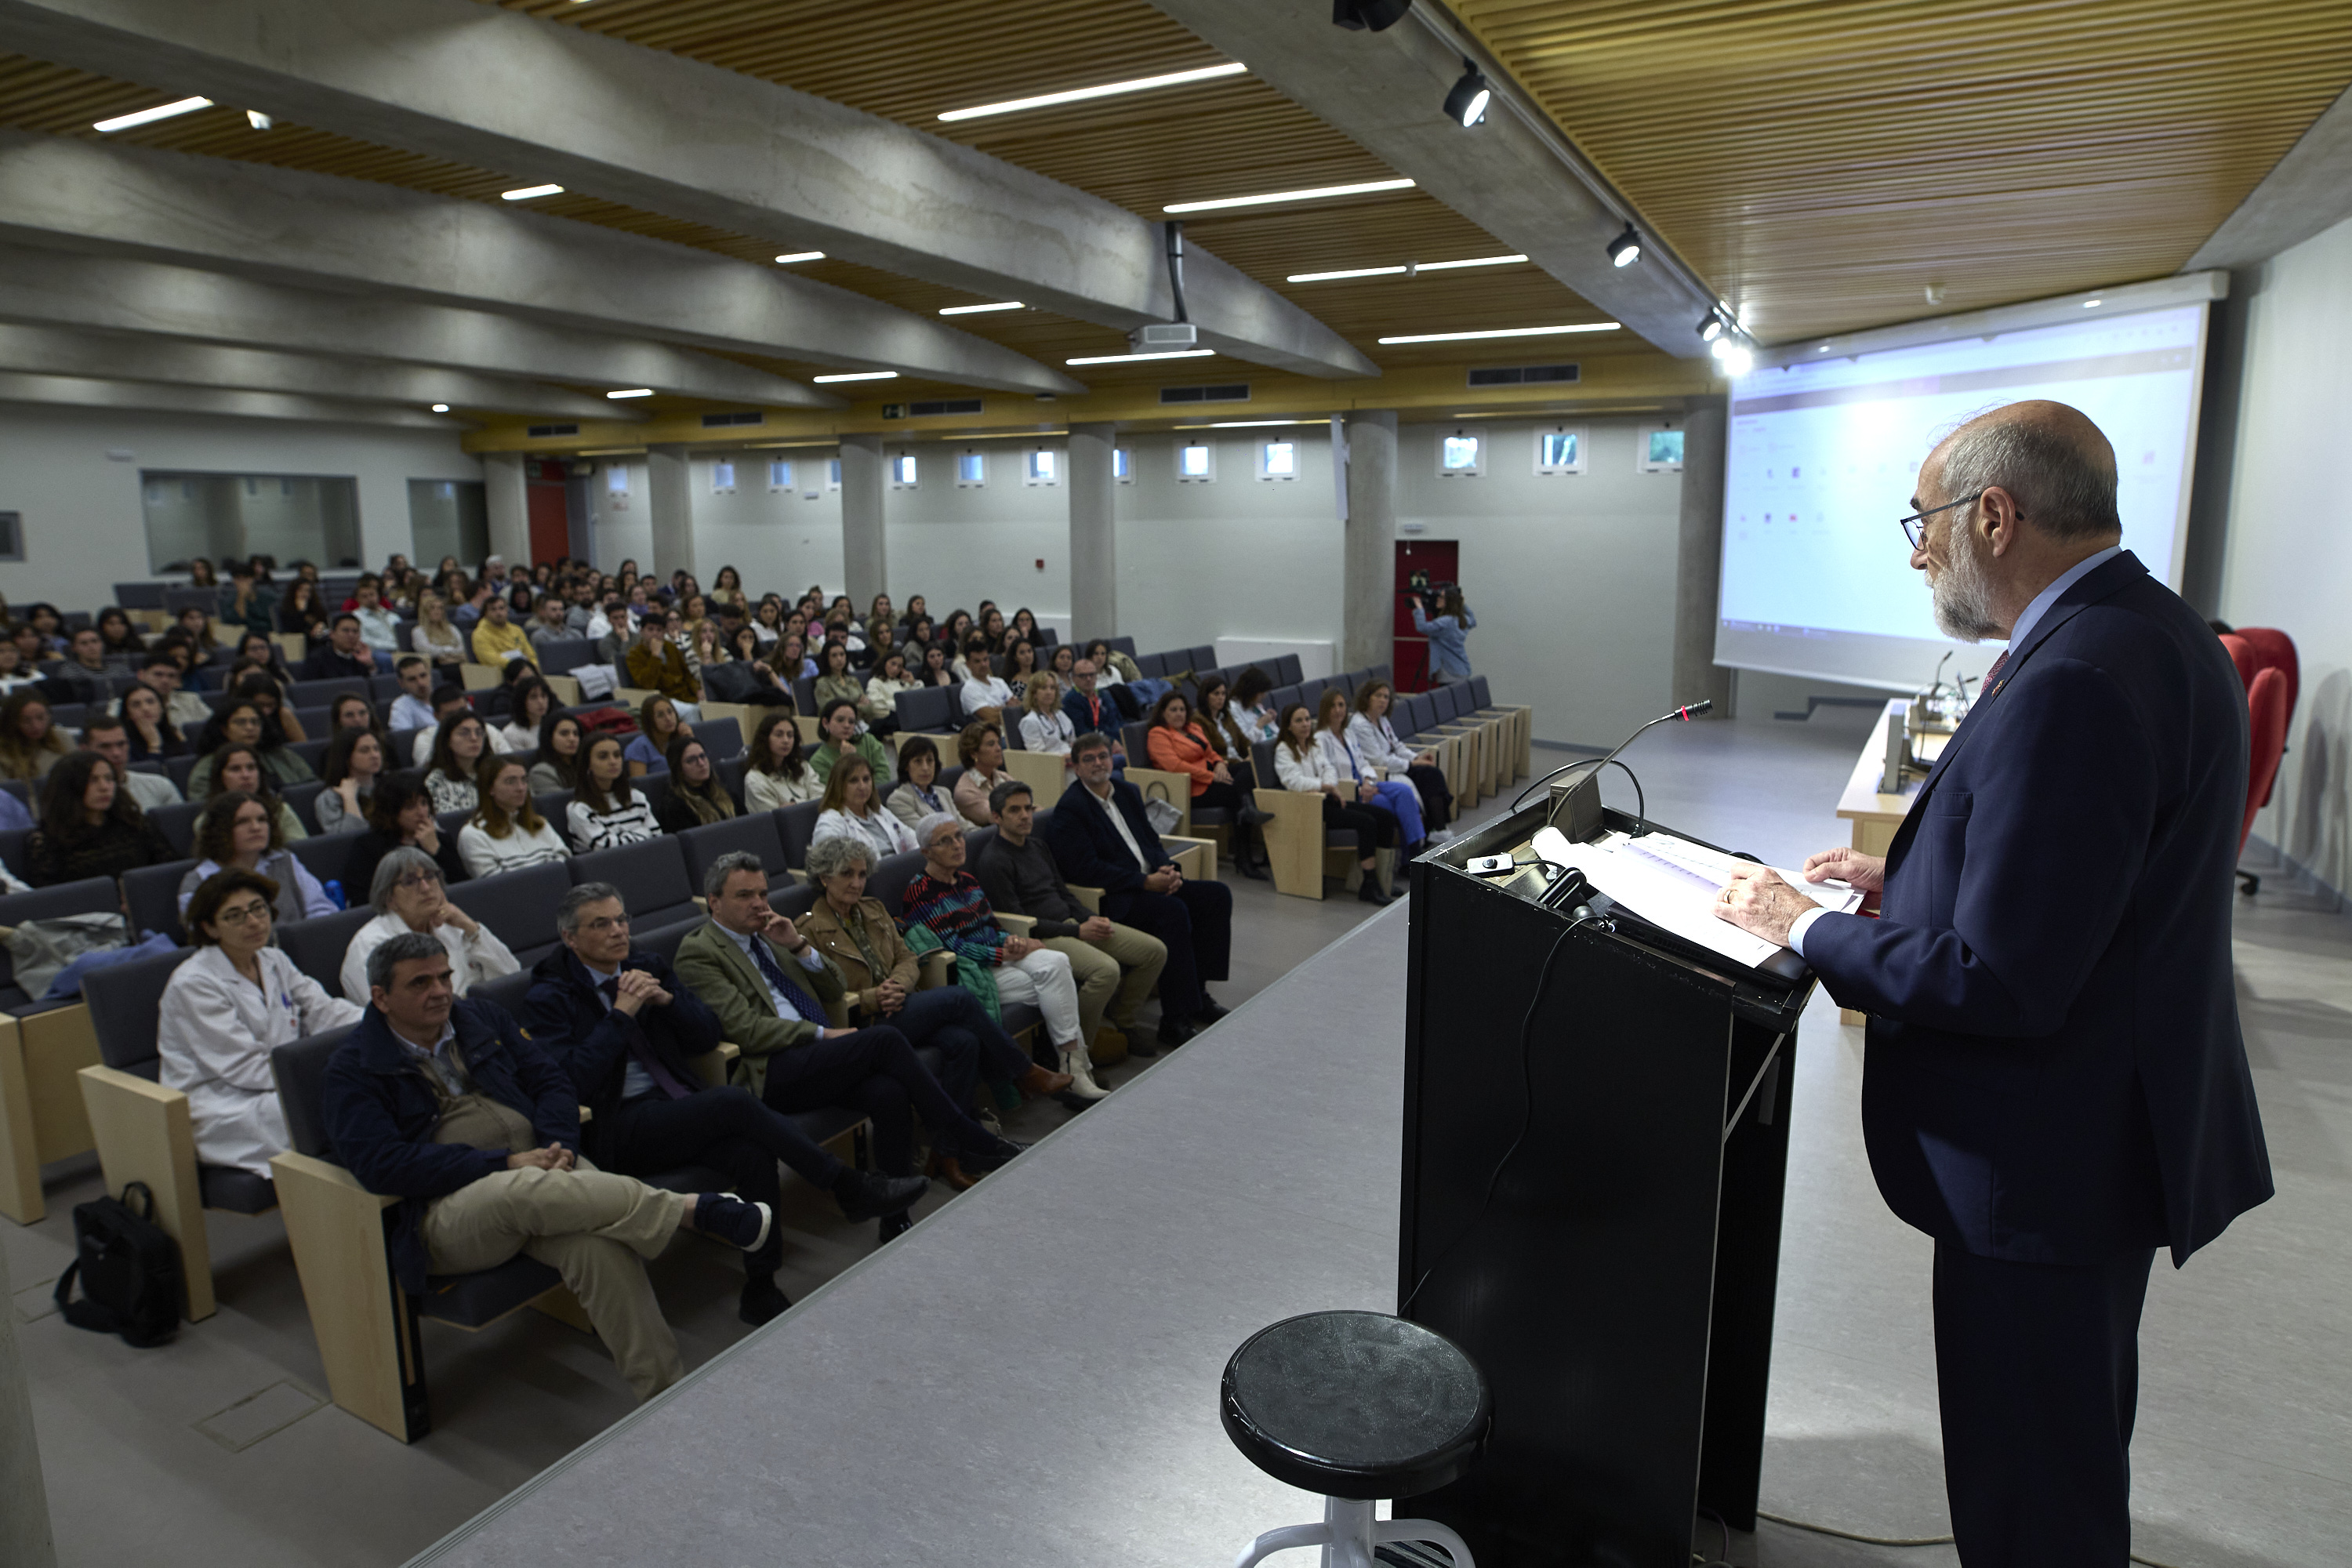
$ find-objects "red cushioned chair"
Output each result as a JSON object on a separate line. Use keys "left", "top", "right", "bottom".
{"left": 2238, "top": 666, "right": 2288, "bottom": 895}
{"left": 2235, "top": 628, "right": 2298, "bottom": 807}
{"left": 2216, "top": 633, "right": 2256, "bottom": 691}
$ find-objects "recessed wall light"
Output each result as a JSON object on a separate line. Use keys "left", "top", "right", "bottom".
{"left": 2083, "top": 298, "right": 2103, "bottom": 307}
{"left": 940, "top": 302, "right": 1025, "bottom": 315}
{"left": 93, "top": 96, "right": 212, "bottom": 132}
{"left": 1377, "top": 323, "right": 1619, "bottom": 345}
{"left": 501, "top": 183, "right": 564, "bottom": 201}
{"left": 775, "top": 251, "right": 826, "bottom": 264}
{"left": 813, "top": 371, "right": 899, "bottom": 383}
{"left": 606, "top": 387, "right": 654, "bottom": 399}
{"left": 1065, "top": 348, "right": 1218, "bottom": 365}
{"left": 1287, "top": 254, "right": 1524, "bottom": 283}
{"left": 430, "top": 403, "right": 450, "bottom": 413}
{"left": 939, "top": 62, "right": 1246, "bottom": 122}
{"left": 1164, "top": 178, "right": 1414, "bottom": 215}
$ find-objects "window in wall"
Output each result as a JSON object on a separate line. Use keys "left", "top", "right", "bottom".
{"left": 1638, "top": 424, "right": 1685, "bottom": 473}
{"left": 0, "top": 512, "right": 22, "bottom": 564}
{"left": 711, "top": 459, "right": 737, "bottom": 495}
{"left": 890, "top": 452, "right": 918, "bottom": 488}
{"left": 1535, "top": 427, "right": 1586, "bottom": 476}
{"left": 1113, "top": 447, "right": 1133, "bottom": 483}
{"left": 1176, "top": 441, "right": 1215, "bottom": 483}
{"left": 956, "top": 451, "right": 986, "bottom": 488}
{"left": 1024, "top": 448, "right": 1059, "bottom": 486}
{"left": 605, "top": 463, "right": 630, "bottom": 511}
{"left": 1437, "top": 430, "right": 1485, "bottom": 478}
{"left": 404, "top": 477, "right": 488, "bottom": 568}
{"left": 1258, "top": 440, "right": 1298, "bottom": 481}
{"left": 140, "top": 469, "right": 365, "bottom": 572}
{"left": 767, "top": 459, "right": 794, "bottom": 492}
{"left": 828, "top": 457, "right": 842, "bottom": 491}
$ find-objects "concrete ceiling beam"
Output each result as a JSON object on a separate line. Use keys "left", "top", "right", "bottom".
{"left": 0, "top": 368, "right": 454, "bottom": 428}
{"left": 2187, "top": 80, "right": 2352, "bottom": 270}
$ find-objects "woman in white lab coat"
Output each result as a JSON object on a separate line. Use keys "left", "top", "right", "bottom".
{"left": 159, "top": 867, "right": 364, "bottom": 1177}
{"left": 1272, "top": 702, "right": 1396, "bottom": 907}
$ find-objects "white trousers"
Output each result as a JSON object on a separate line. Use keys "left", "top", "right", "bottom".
{"left": 990, "top": 947, "right": 1083, "bottom": 1049}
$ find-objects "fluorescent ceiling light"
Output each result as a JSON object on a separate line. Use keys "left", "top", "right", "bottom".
{"left": 1191, "top": 419, "right": 1317, "bottom": 428}
{"left": 430, "top": 403, "right": 450, "bottom": 413}
{"left": 2083, "top": 298, "right": 2103, "bottom": 307}
{"left": 813, "top": 370, "right": 899, "bottom": 383}
{"left": 1377, "top": 322, "right": 1620, "bottom": 344}
{"left": 939, "top": 62, "right": 1246, "bottom": 122}
{"left": 94, "top": 96, "right": 212, "bottom": 132}
{"left": 1065, "top": 348, "right": 1217, "bottom": 365}
{"left": 1165, "top": 177, "right": 1414, "bottom": 215}
{"left": 940, "top": 302, "right": 1025, "bottom": 315}
{"left": 774, "top": 251, "right": 826, "bottom": 264}
{"left": 501, "top": 183, "right": 564, "bottom": 201}
{"left": 606, "top": 387, "right": 654, "bottom": 399}
{"left": 1287, "top": 254, "right": 1526, "bottom": 284}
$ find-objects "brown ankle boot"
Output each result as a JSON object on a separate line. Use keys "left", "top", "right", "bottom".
{"left": 1018, "top": 1062, "right": 1075, "bottom": 1098}
{"left": 925, "top": 1149, "right": 980, "bottom": 1190}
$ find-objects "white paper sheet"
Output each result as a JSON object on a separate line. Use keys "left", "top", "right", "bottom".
{"left": 1528, "top": 826, "right": 1859, "bottom": 970}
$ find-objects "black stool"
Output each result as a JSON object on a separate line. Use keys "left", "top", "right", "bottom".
{"left": 1221, "top": 1310, "right": 1490, "bottom": 1568}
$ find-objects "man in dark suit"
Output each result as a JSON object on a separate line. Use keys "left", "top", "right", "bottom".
{"left": 1045, "top": 732, "right": 1232, "bottom": 1047}
{"left": 1717, "top": 401, "right": 2272, "bottom": 1566}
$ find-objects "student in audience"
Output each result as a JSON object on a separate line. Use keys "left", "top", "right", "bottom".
{"left": 468, "top": 593, "right": 535, "bottom": 669}
{"left": 339, "top": 845, "right": 518, "bottom": 1005}
{"left": 160, "top": 869, "right": 363, "bottom": 1178}
{"left": 883, "top": 735, "right": 951, "bottom": 829}
{"left": 0, "top": 642, "right": 36, "bottom": 699}
{"left": 1047, "top": 642, "right": 1077, "bottom": 683}
{"left": 814, "top": 641, "right": 888, "bottom": 734}
{"left": 864, "top": 648, "right": 918, "bottom": 724}
{"left": 1061, "top": 660, "right": 1128, "bottom": 766}
{"left": 625, "top": 617, "right": 696, "bottom": 704}
{"left": 1146, "top": 689, "right": 1269, "bottom": 878}
{"left": 902, "top": 813, "right": 1108, "bottom": 1099}
{"left": 771, "top": 630, "right": 816, "bottom": 684}
{"left": 188, "top": 701, "right": 314, "bottom": 795}
{"left": 230, "top": 631, "right": 294, "bottom": 688}
{"left": 975, "top": 779, "right": 1169, "bottom": 1058}
{"left": 80, "top": 716, "right": 179, "bottom": 814}
{"left": 1275, "top": 702, "right": 1396, "bottom": 905}
{"left": 1007, "top": 608, "right": 1040, "bottom": 647}
{"left": 460, "top": 754, "right": 571, "bottom": 877}
{"left": 1018, "top": 673, "right": 1076, "bottom": 768}
{"left": 501, "top": 675, "right": 555, "bottom": 753}
{"left": 186, "top": 558, "right": 220, "bottom": 590}
{"left": 655, "top": 735, "right": 738, "bottom": 834}
{"left": 742, "top": 711, "right": 819, "bottom": 811}
{"left": 277, "top": 579, "right": 329, "bottom": 646}
{"left": 94, "top": 608, "right": 145, "bottom": 665}
{"left": 709, "top": 564, "right": 746, "bottom": 612}
{"left": 527, "top": 594, "right": 573, "bottom": 654}
{"left": 810, "top": 699, "right": 890, "bottom": 787}
{"left": 1000, "top": 638, "right": 1039, "bottom": 703}
{"left": 176, "top": 789, "right": 335, "bottom": 922}
{"left": 220, "top": 563, "right": 274, "bottom": 639}
{"left": 814, "top": 752, "right": 919, "bottom": 860}
{"left": 27, "top": 751, "right": 174, "bottom": 887}
{"left": 297, "top": 613, "right": 376, "bottom": 681}
{"left": 387, "top": 655, "right": 437, "bottom": 732}
{"left": 530, "top": 710, "right": 586, "bottom": 795}
{"left": 896, "top": 593, "right": 925, "bottom": 633}
{"left": 624, "top": 694, "right": 688, "bottom": 776}
{"left": 121, "top": 651, "right": 212, "bottom": 731}
{"left": 703, "top": 624, "right": 792, "bottom": 707}
{"left": 328, "top": 931, "right": 774, "bottom": 1399}
{"left": 329, "top": 691, "right": 383, "bottom": 742}
{"left": 423, "top": 709, "right": 491, "bottom": 814}
{"left": 960, "top": 639, "right": 1013, "bottom": 720}
{"left": 918, "top": 642, "right": 956, "bottom": 690}
{"left": 118, "top": 686, "right": 190, "bottom": 765}
{"left": 951, "top": 720, "right": 1015, "bottom": 825}
{"left": 1412, "top": 586, "right": 1476, "bottom": 682}
{"left": 1047, "top": 733, "right": 1237, "bottom": 1040}
{"left": 317, "top": 727, "right": 386, "bottom": 835}
{"left": 1315, "top": 688, "right": 1425, "bottom": 854}
{"left": 938, "top": 611, "right": 975, "bottom": 669}
{"left": 198, "top": 743, "right": 307, "bottom": 844}
{"left": 351, "top": 577, "right": 401, "bottom": 655}
{"left": 750, "top": 598, "right": 786, "bottom": 648}
{"left": 898, "top": 614, "right": 935, "bottom": 666}
{"left": 411, "top": 590, "right": 467, "bottom": 669}
{"left": 45, "top": 627, "right": 114, "bottom": 706}
{"left": 568, "top": 735, "right": 662, "bottom": 851}
{"left": 1348, "top": 680, "right": 1453, "bottom": 840}
{"left": 1083, "top": 638, "right": 1146, "bottom": 717}
{"left": 232, "top": 670, "right": 308, "bottom": 744}
{"left": 353, "top": 770, "right": 467, "bottom": 892}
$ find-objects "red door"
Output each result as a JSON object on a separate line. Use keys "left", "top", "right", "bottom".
{"left": 526, "top": 460, "right": 570, "bottom": 565}
{"left": 1394, "top": 539, "right": 1457, "bottom": 692}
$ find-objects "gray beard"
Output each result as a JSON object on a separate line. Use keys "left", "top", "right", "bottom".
{"left": 1931, "top": 527, "right": 2004, "bottom": 642}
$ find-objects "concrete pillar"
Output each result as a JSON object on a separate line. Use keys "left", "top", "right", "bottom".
{"left": 1067, "top": 423, "right": 1117, "bottom": 639}
{"left": 838, "top": 434, "right": 886, "bottom": 606}
{"left": 0, "top": 1237, "right": 58, "bottom": 1568}
{"left": 1341, "top": 410, "right": 1398, "bottom": 674}
{"left": 1671, "top": 397, "right": 1737, "bottom": 715}
{"left": 481, "top": 449, "right": 529, "bottom": 569}
{"left": 645, "top": 443, "right": 695, "bottom": 583}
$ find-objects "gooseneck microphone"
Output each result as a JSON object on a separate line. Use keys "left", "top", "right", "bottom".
{"left": 1511, "top": 699, "right": 1714, "bottom": 841}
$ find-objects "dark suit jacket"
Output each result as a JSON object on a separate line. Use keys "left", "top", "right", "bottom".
{"left": 521, "top": 947, "right": 724, "bottom": 1148}
{"left": 1045, "top": 777, "right": 1169, "bottom": 898}
{"left": 1804, "top": 551, "right": 2271, "bottom": 1265}
{"left": 299, "top": 646, "right": 376, "bottom": 681}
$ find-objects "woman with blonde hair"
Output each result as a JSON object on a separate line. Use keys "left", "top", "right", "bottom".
{"left": 813, "top": 753, "right": 919, "bottom": 859}
{"left": 624, "top": 693, "right": 691, "bottom": 777}
{"left": 1018, "top": 673, "right": 1076, "bottom": 768}
{"left": 411, "top": 590, "right": 467, "bottom": 668}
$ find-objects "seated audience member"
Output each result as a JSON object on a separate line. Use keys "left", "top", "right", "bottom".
{"left": 1315, "top": 688, "right": 1425, "bottom": 854}
{"left": 277, "top": 580, "right": 328, "bottom": 647}
{"left": 423, "top": 708, "right": 493, "bottom": 814}
{"left": 527, "top": 594, "right": 574, "bottom": 654}
{"left": 625, "top": 618, "right": 697, "bottom": 705}
{"left": 624, "top": 695, "right": 689, "bottom": 777}
{"left": 1046, "top": 734, "right": 1237, "bottom": 1040}
{"left": 568, "top": 734, "right": 662, "bottom": 851}
{"left": 329, "top": 931, "right": 775, "bottom": 1398}
{"left": 1060, "top": 660, "right": 1128, "bottom": 765}
{"left": 680, "top": 852, "right": 1024, "bottom": 1210}
{"left": 771, "top": 631, "right": 816, "bottom": 684}
{"left": 1046, "top": 642, "right": 1077, "bottom": 684}
{"left": 813, "top": 641, "right": 888, "bottom": 735}
{"left": 0, "top": 643, "right": 38, "bottom": 699}
{"left": 0, "top": 786, "right": 27, "bottom": 835}
{"left": 189, "top": 700, "right": 314, "bottom": 794}
{"left": 27, "top": 751, "right": 174, "bottom": 887}
{"left": 898, "top": 614, "right": 935, "bottom": 667}
{"left": 160, "top": 869, "right": 363, "bottom": 1176}
{"left": 0, "top": 690, "right": 69, "bottom": 782}
{"left": 387, "top": 655, "right": 438, "bottom": 733}
{"left": 328, "top": 691, "right": 383, "bottom": 742}
{"left": 467, "top": 593, "right": 535, "bottom": 668}
{"left": 974, "top": 779, "right": 1169, "bottom": 1057}
{"left": 917, "top": 642, "right": 956, "bottom": 690}
{"left": 81, "top": 715, "right": 180, "bottom": 814}
{"left": 408, "top": 685, "right": 510, "bottom": 765}
{"left": 1000, "top": 639, "right": 1040, "bottom": 703}
{"left": 938, "top": 612, "right": 975, "bottom": 673}
{"left": 177, "top": 789, "right": 336, "bottom": 924}
{"left": 1145, "top": 689, "right": 1269, "bottom": 877}
{"left": 1007, "top": 607, "right": 1041, "bottom": 647}
{"left": 885, "top": 735, "right": 953, "bottom": 829}
{"left": 809, "top": 698, "right": 890, "bottom": 788}
{"left": 797, "top": 834, "right": 1065, "bottom": 1141}
{"left": 340, "top": 845, "right": 518, "bottom": 1004}
{"left": 459, "top": 755, "right": 570, "bottom": 877}
{"left": 232, "top": 670, "right": 308, "bottom": 743}
{"left": 502, "top": 675, "right": 556, "bottom": 753}
{"left": 94, "top": 608, "right": 146, "bottom": 665}
{"left": 950, "top": 720, "right": 1014, "bottom": 826}
{"left": 902, "top": 814, "right": 1107, "bottom": 1099}
{"left": 528, "top": 884, "right": 924, "bottom": 1324}
{"left": 702, "top": 626, "right": 791, "bottom": 706}
{"left": 227, "top": 632, "right": 293, "bottom": 689}
{"left": 530, "top": 710, "right": 586, "bottom": 795}
{"left": 960, "top": 639, "right": 1013, "bottom": 720}
{"left": 865, "top": 649, "right": 918, "bottom": 723}
{"left": 1348, "top": 679, "right": 1453, "bottom": 840}
{"left": 1274, "top": 702, "right": 1397, "bottom": 906}
{"left": 350, "top": 577, "right": 401, "bottom": 655}
{"left": 120, "top": 651, "right": 214, "bottom": 732}
{"left": 43, "top": 626, "right": 114, "bottom": 706}
{"left": 655, "top": 734, "right": 737, "bottom": 835}
{"left": 299, "top": 614, "right": 376, "bottom": 681}
{"left": 199, "top": 742, "right": 307, "bottom": 844}
{"left": 813, "top": 753, "right": 919, "bottom": 859}
{"left": 220, "top": 562, "right": 274, "bottom": 639}
{"left": 351, "top": 770, "right": 468, "bottom": 893}
{"left": 317, "top": 726, "right": 387, "bottom": 835}
{"left": 743, "top": 711, "right": 821, "bottom": 811}
{"left": 1080, "top": 639, "right": 1145, "bottom": 719}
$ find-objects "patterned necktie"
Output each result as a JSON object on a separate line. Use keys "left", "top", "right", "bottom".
{"left": 1979, "top": 649, "right": 2009, "bottom": 698}
{"left": 601, "top": 976, "right": 693, "bottom": 1100}
{"left": 746, "top": 935, "right": 826, "bottom": 1024}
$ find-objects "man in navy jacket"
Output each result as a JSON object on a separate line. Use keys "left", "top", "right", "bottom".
{"left": 1718, "top": 402, "right": 2271, "bottom": 1566}
{"left": 1046, "top": 733, "right": 1232, "bottom": 1046}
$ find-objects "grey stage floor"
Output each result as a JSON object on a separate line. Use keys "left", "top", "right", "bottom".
{"left": 9, "top": 710, "right": 2349, "bottom": 1566}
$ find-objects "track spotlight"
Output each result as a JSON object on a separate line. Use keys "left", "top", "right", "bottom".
{"left": 1606, "top": 223, "right": 1642, "bottom": 268}
{"left": 1443, "top": 63, "right": 1490, "bottom": 128}
{"left": 1332, "top": 0, "right": 1412, "bottom": 31}
{"left": 1698, "top": 310, "right": 1725, "bottom": 343}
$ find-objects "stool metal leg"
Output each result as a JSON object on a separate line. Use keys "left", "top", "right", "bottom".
{"left": 1232, "top": 1497, "right": 1474, "bottom": 1568}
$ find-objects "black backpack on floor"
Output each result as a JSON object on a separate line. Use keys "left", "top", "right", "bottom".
{"left": 53, "top": 1181, "right": 181, "bottom": 1348}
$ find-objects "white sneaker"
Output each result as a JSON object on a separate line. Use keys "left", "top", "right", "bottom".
{"left": 1059, "top": 1048, "right": 1112, "bottom": 1100}
{"left": 1428, "top": 827, "right": 1456, "bottom": 843}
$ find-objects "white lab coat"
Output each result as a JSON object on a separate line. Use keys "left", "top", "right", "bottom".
{"left": 339, "top": 909, "right": 520, "bottom": 1006}
{"left": 1274, "top": 739, "right": 1340, "bottom": 793}
{"left": 159, "top": 945, "right": 362, "bottom": 1176}
{"left": 1346, "top": 712, "right": 1420, "bottom": 774}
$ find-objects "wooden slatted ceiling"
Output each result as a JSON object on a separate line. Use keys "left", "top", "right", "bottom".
{"left": 1452, "top": 0, "right": 2352, "bottom": 343}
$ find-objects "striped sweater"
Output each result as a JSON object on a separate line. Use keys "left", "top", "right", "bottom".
{"left": 898, "top": 870, "right": 1009, "bottom": 965}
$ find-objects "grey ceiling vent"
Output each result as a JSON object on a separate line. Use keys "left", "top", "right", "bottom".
{"left": 526, "top": 423, "right": 579, "bottom": 437}
{"left": 701, "top": 411, "right": 764, "bottom": 428}
{"left": 1158, "top": 383, "right": 1250, "bottom": 405}
{"left": 1465, "top": 364, "right": 1580, "bottom": 387}
{"left": 909, "top": 397, "right": 985, "bottom": 416}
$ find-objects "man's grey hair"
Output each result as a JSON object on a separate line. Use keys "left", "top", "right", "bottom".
{"left": 804, "top": 835, "right": 875, "bottom": 881}
{"left": 368, "top": 846, "right": 443, "bottom": 913}
{"left": 914, "top": 811, "right": 963, "bottom": 849}
{"left": 1936, "top": 409, "right": 2119, "bottom": 545}
{"left": 702, "top": 849, "right": 765, "bottom": 901}
{"left": 988, "top": 779, "right": 1033, "bottom": 816}
{"left": 366, "top": 929, "right": 447, "bottom": 994}
{"left": 557, "top": 880, "right": 624, "bottom": 935}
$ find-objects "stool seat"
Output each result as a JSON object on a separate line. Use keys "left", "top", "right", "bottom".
{"left": 1221, "top": 1310, "right": 1490, "bottom": 1501}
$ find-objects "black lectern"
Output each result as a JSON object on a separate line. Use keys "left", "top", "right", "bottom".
{"left": 1399, "top": 802, "right": 1817, "bottom": 1567}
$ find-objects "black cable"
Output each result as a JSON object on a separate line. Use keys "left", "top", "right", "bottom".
{"left": 1754, "top": 1511, "right": 2184, "bottom": 1567}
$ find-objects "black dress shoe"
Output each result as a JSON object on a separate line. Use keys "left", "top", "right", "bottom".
{"left": 1194, "top": 995, "right": 1231, "bottom": 1023}
{"left": 877, "top": 1211, "right": 913, "bottom": 1244}
{"left": 739, "top": 1279, "right": 791, "bottom": 1327}
{"left": 959, "top": 1136, "right": 1031, "bottom": 1173}
{"left": 1359, "top": 878, "right": 1394, "bottom": 906}
{"left": 1239, "top": 856, "right": 1269, "bottom": 880}
{"left": 1155, "top": 1013, "right": 1197, "bottom": 1048}
{"left": 835, "top": 1169, "right": 930, "bottom": 1223}
{"left": 1125, "top": 1030, "right": 1161, "bottom": 1058}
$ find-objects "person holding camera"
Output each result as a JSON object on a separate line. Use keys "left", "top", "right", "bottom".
{"left": 1411, "top": 586, "right": 1476, "bottom": 683}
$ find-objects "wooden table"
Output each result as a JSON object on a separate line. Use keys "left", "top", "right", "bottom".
{"left": 1830, "top": 699, "right": 1936, "bottom": 1023}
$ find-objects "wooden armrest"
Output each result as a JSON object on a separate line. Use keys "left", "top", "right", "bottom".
{"left": 78, "top": 1064, "right": 218, "bottom": 1319}
{"left": 686, "top": 1042, "right": 742, "bottom": 1088}
{"left": 916, "top": 949, "right": 953, "bottom": 987}
{"left": 1066, "top": 884, "right": 1102, "bottom": 914}
{"left": 993, "top": 911, "right": 1037, "bottom": 934}
{"left": 269, "top": 1150, "right": 410, "bottom": 1441}
{"left": 1163, "top": 833, "right": 1218, "bottom": 884}
{"left": 579, "top": 1104, "right": 593, "bottom": 1123}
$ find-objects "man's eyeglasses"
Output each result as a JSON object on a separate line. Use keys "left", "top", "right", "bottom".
{"left": 1899, "top": 492, "right": 1984, "bottom": 550}
{"left": 580, "top": 914, "right": 630, "bottom": 934}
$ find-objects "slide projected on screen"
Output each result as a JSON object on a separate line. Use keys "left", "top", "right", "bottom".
{"left": 1715, "top": 301, "right": 2208, "bottom": 691}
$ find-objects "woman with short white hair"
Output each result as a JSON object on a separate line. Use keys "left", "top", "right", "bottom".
{"left": 338, "top": 844, "right": 519, "bottom": 1005}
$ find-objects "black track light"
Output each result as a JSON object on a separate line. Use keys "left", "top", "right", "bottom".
{"left": 1606, "top": 223, "right": 1642, "bottom": 268}
{"left": 1443, "top": 62, "right": 1491, "bottom": 128}
{"left": 1698, "top": 310, "right": 1725, "bottom": 343}
{"left": 1333, "top": 0, "right": 1413, "bottom": 32}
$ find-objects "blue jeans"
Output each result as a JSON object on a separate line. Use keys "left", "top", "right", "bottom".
{"left": 1370, "top": 778, "right": 1424, "bottom": 843}
{"left": 866, "top": 983, "right": 1029, "bottom": 1111}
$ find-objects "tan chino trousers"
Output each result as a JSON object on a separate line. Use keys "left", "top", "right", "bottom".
{"left": 1043, "top": 923, "right": 1167, "bottom": 1045}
